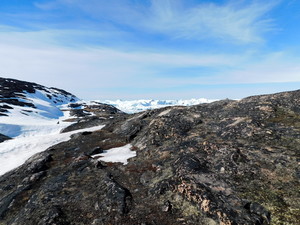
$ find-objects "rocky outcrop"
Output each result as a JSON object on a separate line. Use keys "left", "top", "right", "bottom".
{"left": 0, "top": 77, "right": 77, "bottom": 117}
{"left": 0, "top": 90, "right": 299, "bottom": 224}
{"left": 0, "top": 134, "right": 10, "bottom": 143}
{"left": 62, "top": 102, "right": 125, "bottom": 132}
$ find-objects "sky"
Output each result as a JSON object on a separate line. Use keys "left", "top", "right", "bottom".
{"left": 0, "top": 0, "right": 300, "bottom": 100}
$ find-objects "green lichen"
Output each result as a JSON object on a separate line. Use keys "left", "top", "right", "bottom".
{"left": 267, "top": 107, "right": 300, "bottom": 127}
{"left": 149, "top": 166, "right": 174, "bottom": 187}
{"left": 160, "top": 191, "right": 214, "bottom": 223}
{"left": 238, "top": 181, "right": 300, "bottom": 225}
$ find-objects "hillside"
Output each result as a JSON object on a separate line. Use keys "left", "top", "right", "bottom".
{"left": 0, "top": 78, "right": 124, "bottom": 175}
{"left": 0, "top": 79, "right": 299, "bottom": 224}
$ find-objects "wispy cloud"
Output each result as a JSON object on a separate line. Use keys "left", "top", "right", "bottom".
{"left": 0, "top": 29, "right": 240, "bottom": 89}
{"left": 146, "top": 0, "right": 279, "bottom": 43}
{"left": 221, "top": 52, "right": 300, "bottom": 84}
{"left": 1, "top": 0, "right": 297, "bottom": 100}
{"left": 0, "top": 28, "right": 299, "bottom": 99}
{"left": 34, "top": 0, "right": 279, "bottom": 43}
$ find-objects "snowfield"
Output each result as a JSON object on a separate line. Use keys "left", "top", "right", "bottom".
{"left": 0, "top": 122, "right": 104, "bottom": 176}
{"left": 0, "top": 89, "right": 97, "bottom": 175}
{"left": 101, "top": 98, "right": 217, "bottom": 113}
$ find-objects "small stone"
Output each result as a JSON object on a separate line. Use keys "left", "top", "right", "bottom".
{"left": 90, "top": 147, "right": 103, "bottom": 155}
{"left": 162, "top": 200, "right": 172, "bottom": 212}
{"left": 91, "top": 219, "right": 103, "bottom": 225}
{"left": 220, "top": 167, "right": 225, "bottom": 173}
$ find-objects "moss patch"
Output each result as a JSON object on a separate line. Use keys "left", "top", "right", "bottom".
{"left": 238, "top": 180, "right": 300, "bottom": 225}
{"left": 267, "top": 107, "right": 300, "bottom": 127}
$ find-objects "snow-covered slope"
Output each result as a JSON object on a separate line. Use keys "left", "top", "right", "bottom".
{"left": 0, "top": 78, "right": 78, "bottom": 138}
{"left": 102, "top": 98, "right": 217, "bottom": 113}
{"left": 0, "top": 124, "right": 105, "bottom": 176}
{"left": 0, "top": 78, "right": 82, "bottom": 175}
{"left": 0, "top": 78, "right": 78, "bottom": 119}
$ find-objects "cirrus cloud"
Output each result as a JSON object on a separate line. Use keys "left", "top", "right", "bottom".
{"left": 34, "top": 0, "right": 280, "bottom": 43}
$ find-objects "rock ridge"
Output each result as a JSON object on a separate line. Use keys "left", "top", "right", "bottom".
{"left": 0, "top": 89, "right": 299, "bottom": 224}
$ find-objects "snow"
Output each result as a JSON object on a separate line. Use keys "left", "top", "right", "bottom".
{"left": 0, "top": 123, "right": 22, "bottom": 138}
{"left": 0, "top": 87, "right": 97, "bottom": 176}
{"left": 101, "top": 98, "right": 217, "bottom": 113}
{"left": 92, "top": 144, "right": 136, "bottom": 165}
{"left": 67, "top": 98, "right": 217, "bottom": 114}
{"left": 23, "top": 90, "right": 65, "bottom": 118}
{"left": 0, "top": 88, "right": 78, "bottom": 137}
{"left": 0, "top": 122, "right": 105, "bottom": 176}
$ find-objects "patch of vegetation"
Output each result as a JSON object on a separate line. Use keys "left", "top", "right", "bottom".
{"left": 238, "top": 180, "right": 300, "bottom": 225}
{"left": 267, "top": 107, "right": 300, "bottom": 127}
{"left": 160, "top": 191, "right": 216, "bottom": 224}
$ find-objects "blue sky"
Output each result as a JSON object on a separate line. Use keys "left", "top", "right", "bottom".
{"left": 0, "top": 0, "right": 300, "bottom": 100}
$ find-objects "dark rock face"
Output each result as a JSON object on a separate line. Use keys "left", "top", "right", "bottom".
{"left": 0, "top": 90, "right": 300, "bottom": 224}
{"left": 62, "top": 102, "right": 126, "bottom": 132}
{"left": 0, "top": 78, "right": 76, "bottom": 101}
{"left": 0, "top": 134, "right": 11, "bottom": 143}
{"left": 0, "top": 77, "right": 77, "bottom": 117}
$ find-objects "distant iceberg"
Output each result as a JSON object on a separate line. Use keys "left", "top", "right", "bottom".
{"left": 100, "top": 98, "right": 217, "bottom": 113}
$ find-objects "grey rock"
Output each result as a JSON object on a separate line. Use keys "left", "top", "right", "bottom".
{"left": 25, "top": 152, "right": 52, "bottom": 173}
{"left": 1, "top": 89, "right": 300, "bottom": 224}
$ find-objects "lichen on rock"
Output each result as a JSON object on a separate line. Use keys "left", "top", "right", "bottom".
{"left": 0, "top": 89, "right": 300, "bottom": 224}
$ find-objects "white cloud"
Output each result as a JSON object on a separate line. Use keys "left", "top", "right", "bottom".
{"left": 0, "top": 29, "right": 299, "bottom": 99}
{"left": 148, "top": 0, "right": 279, "bottom": 43}
{"left": 0, "top": 33, "right": 238, "bottom": 91}
{"left": 222, "top": 52, "right": 300, "bottom": 84}
{"left": 34, "top": 1, "right": 59, "bottom": 10}
{"left": 154, "top": 51, "right": 300, "bottom": 87}
{"left": 35, "top": 0, "right": 280, "bottom": 43}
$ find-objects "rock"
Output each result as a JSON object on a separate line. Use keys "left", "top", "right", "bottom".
{"left": 176, "top": 155, "right": 209, "bottom": 174}
{"left": 91, "top": 218, "right": 104, "bottom": 225}
{"left": 81, "top": 131, "right": 93, "bottom": 136}
{"left": 0, "top": 77, "right": 77, "bottom": 117}
{"left": 89, "top": 146, "right": 103, "bottom": 155}
{"left": 140, "top": 171, "right": 154, "bottom": 186}
{"left": 22, "top": 171, "right": 46, "bottom": 184}
{"left": 0, "top": 89, "right": 300, "bottom": 224}
{"left": 0, "top": 185, "right": 30, "bottom": 219}
{"left": 244, "top": 202, "right": 271, "bottom": 224}
{"left": 0, "top": 133, "right": 11, "bottom": 143}
{"left": 37, "top": 206, "right": 68, "bottom": 225}
{"left": 25, "top": 152, "right": 52, "bottom": 173}
{"left": 104, "top": 177, "right": 133, "bottom": 214}
{"left": 162, "top": 200, "right": 172, "bottom": 212}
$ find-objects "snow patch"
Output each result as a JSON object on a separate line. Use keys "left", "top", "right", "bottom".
{"left": 0, "top": 124, "right": 105, "bottom": 176}
{"left": 92, "top": 144, "right": 136, "bottom": 165}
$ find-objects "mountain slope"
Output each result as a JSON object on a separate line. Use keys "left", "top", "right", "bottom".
{"left": 0, "top": 87, "right": 299, "bottom": 224}
{"left": 0, "top": 78, "right": 78, "bottom": 175}
{"left": 0, "top": 77, "right": 124, "bottom": 176}
{"left": 0, "top": 77, "right": 77, "bottom": 118}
